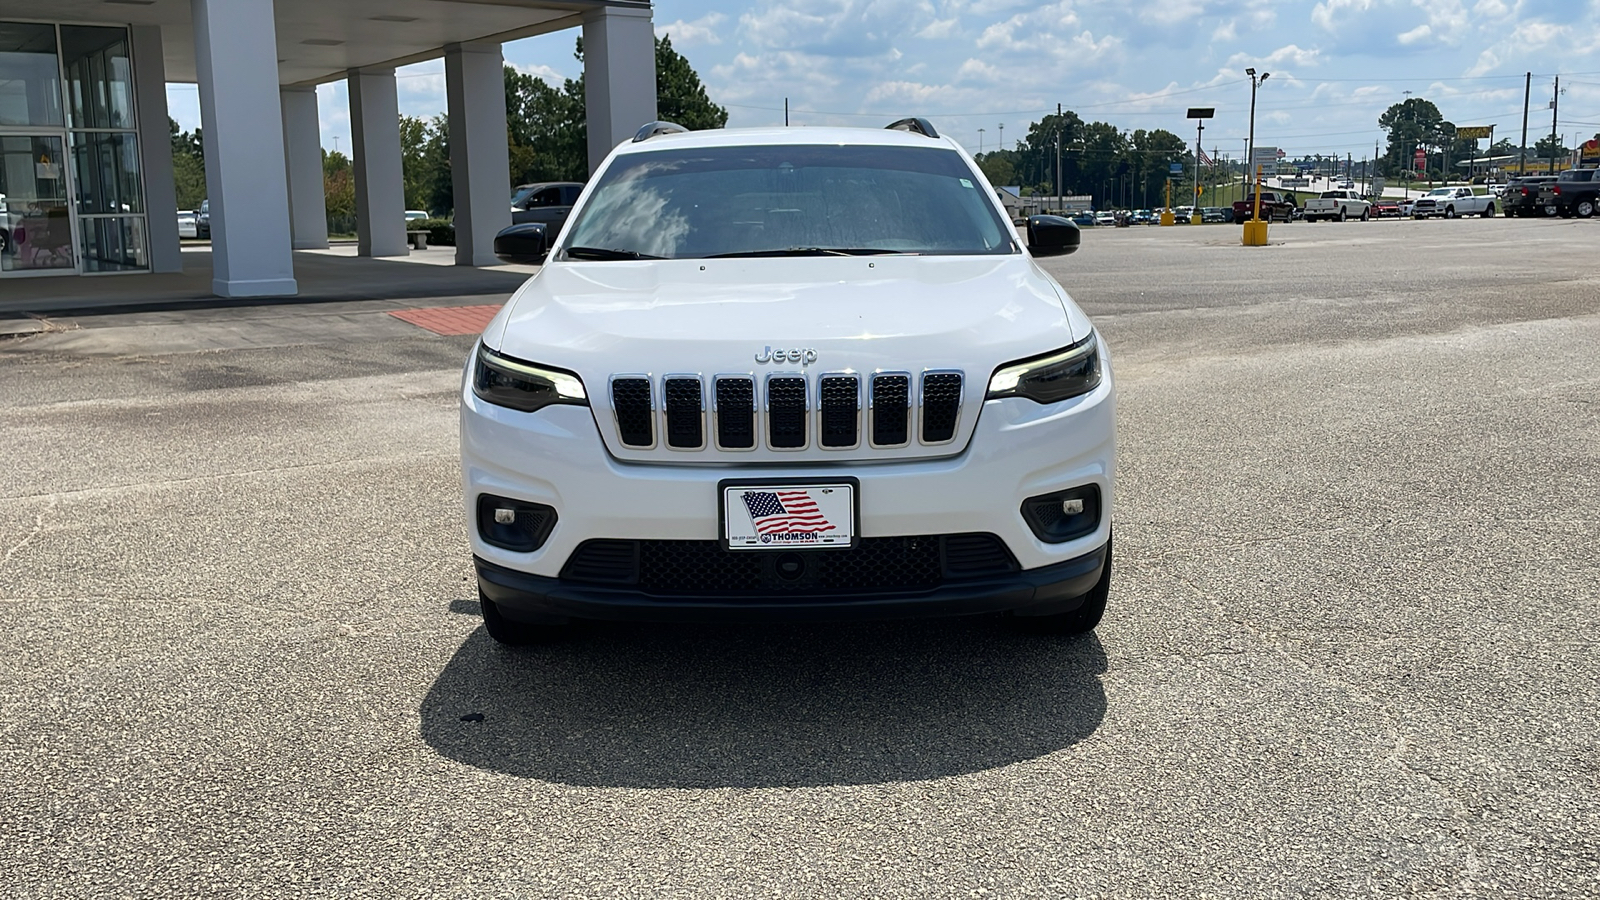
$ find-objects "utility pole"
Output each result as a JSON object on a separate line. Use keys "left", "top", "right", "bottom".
{"left": 1519, "top": 72, "right": 1530, "bottom": 175}
{"left": 1056, "top": 102, "right": 1063, "bottom": 213}
{"left": 1549, "top": 76, "right": 1561, "bottom": 175}
{"left": 978, "top": 127, "right": 985, "bottom": 154}
{"left": 998, "top": 123, "right": 1004, "bottom": 153}
{"left": 784, "top": 98, "right": 789, "bottom": 127}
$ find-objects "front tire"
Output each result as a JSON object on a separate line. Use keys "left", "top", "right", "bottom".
{"left": 1445, "top": 206, "right": 1456, "bottom": 219}
{"left": 1013, "top": 536, "right": 1113, "bottom": 636}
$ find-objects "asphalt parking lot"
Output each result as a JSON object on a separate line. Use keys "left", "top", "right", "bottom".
{"left": 2, "top": 217, "right": 1597, "bottom": 897}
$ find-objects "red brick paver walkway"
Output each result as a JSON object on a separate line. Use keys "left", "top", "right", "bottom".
{"left": 389, "top": 304, "right": 503, "bottom": 336}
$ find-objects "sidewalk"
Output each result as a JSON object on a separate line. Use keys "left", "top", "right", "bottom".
{"left": 0, "top": 245, "right": 535, "bottom": 357}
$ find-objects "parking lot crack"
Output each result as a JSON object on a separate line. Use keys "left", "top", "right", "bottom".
{"left": 0, "top": 498, "right": 56, "bottom": 576}
{"left": 1175, "top": 572, "right": 1486, "bottom": 896}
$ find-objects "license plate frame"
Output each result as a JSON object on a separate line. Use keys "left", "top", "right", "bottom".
{"left": 719, "top": 478, "right": 860, "bottom": 551}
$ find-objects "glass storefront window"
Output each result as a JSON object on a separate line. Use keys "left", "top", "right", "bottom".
{"left": 61, "top": 25, "right": 134, "bottom": 130}
{"left": 79, "top": 215, "right": 148, "bottom": 273}
{"left": 71, "top": 131, "right": 143, "bottom": 215}
{"left": 0, "top": 22, "right": 64, "bottom": 127}
{"left": 0, "top": 134, "right": 75, "bottom": 272}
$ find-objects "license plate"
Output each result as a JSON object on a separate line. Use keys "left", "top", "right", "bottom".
{"left": 721, "top": 481, "right": 857, "bottom": 550}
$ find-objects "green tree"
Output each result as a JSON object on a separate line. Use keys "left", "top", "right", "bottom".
{"left": 169, "top": 117, "right": 207, "bottom": 210}
{"left": 323, "top": 149, "right": 356, "bottom": 236}
{"left": 655, "top": 34, "right": 728, "bottom": 130}
{"left": 1378, "top": 98, "right": 1443, "bottom": 176}
{"left": 975, "top": 151, "right": 1017, "bottom": 188}
{"left": 504, "top": 34, "right": 726, "bottom": 186}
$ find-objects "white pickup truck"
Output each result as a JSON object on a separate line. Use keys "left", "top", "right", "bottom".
{"left": 1304, "top": 189, "right": 1371, "bottom": 222}
{"left": 1410, "top": 186, "right": 1496, "bottom": 219}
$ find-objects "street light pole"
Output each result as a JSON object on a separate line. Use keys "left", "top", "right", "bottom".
{"left": 1243, "top": 68, "right": 1270, "bottom": 245}
{"left": 978, "top": 128, "right": 985, "bottom": 155}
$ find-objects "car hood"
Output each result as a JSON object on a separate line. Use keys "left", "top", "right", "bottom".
{"left": 484, "top": 254, "right": 1093, "bottom": 462}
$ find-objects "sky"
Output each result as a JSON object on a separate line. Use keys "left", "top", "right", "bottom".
{"left": 166, "top": 0, "right": 1600, "bottom": 165}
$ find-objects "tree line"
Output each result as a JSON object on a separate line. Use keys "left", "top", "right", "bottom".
{"left": 974, "top": 112, "right": 1194, "bottom": 211}
{"left": 1378, "top": 96, "right": 1581, "bottom": 180}
{"left": 168, "top": 35, "right": 727, "bottom": 234}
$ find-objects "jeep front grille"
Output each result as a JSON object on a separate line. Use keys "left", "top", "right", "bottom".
{"left": 766, "top": 376, "right": 808, "bottom": 449}
{"left": 608, "top": 371, "right": 964, "bottom": 452}
{"left": 611, "top": 377, "right": 654, "bottom": 448}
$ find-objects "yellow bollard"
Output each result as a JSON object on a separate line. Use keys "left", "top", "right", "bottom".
{"left": 1241, "top": 219, "right": 1269, "bottom": 246}
{"left": 1159, "top": 208, "right": 1175, "bottom": 226}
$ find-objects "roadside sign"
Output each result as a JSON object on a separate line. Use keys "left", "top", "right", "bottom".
{"left": 1186, "top": 107, "right": 1215, "bottom": 119}
{"left": 1582, "top": 140, "right": 1600, "bottom": 160}
{"left": 1413, "top": 148, "right": 1427, "bottom": 167}
{"left": 1250, "top": 146, "right": 1279, "bottom": 172}
{"left": 1456, "top": 125, "right": 1493, "bottom": 140}
{"left": 1169, "top": 162, "right": 1184, "bottom": 175}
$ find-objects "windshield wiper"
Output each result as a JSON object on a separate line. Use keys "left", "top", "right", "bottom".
{"left": 564, "top": 246, "right": 665, "bottom": 260}
{"left": 703, "top": 247, "right": 909, "bottom": 258}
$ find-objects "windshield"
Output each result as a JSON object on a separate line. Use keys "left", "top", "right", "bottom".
{"left": 1561, "top": 169, "right": 1596, "bottom": 182}
{"left": 560, "top": 144, "right": 1016, "bottom": 260}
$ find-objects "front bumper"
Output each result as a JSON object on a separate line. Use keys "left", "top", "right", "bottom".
{"left": 475, "top": 542, "right": 1106, "bottom": 623}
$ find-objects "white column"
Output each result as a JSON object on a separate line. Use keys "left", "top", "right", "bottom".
{"left": 281, "top": 86, "right": 328, "bottom": 250}
{"left": 348, "top": 68, "right": 408, "bottom": 258}
{"left": 582, "top": 5, "right": 657, "bottom": 175}
{"left": 446, "top": 42, "right": 511, "bottom": 267}
{"left": 190, "top": 0, "right": 296, "bottom": 296}
{"left": 130, "top": 25, "right": 182, "bottom": 274}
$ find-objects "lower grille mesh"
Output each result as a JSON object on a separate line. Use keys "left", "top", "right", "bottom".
{"left": 561, "top": 533, "right": 1018, "bottom": 598}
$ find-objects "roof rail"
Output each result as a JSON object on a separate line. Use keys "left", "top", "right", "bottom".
{"left": 886, "top": 117, "right": 939, "bottom": 139}
{"left": 633, "top": 121, "right": 689, "bottom": 142}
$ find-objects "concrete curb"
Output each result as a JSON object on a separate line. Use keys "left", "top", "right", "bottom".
{"left": 0, "top": 318, "right": 45, "bottom": 339}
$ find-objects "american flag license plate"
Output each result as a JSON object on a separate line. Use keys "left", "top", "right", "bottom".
{"left": 721, "top": 482, "right": 857, "bottom": 550}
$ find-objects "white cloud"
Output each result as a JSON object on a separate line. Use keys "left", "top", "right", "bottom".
{"left": 509, "top": 62, "right": 565, "bottom": 86}
{"left": 657, "top": 13, "right": 728, "bottom": 46}
{"left": 917, "top": 18, "right": 960, "bottom": 39}
{"left": 1397, "top": 24, "right": 1432, "bottom": 44}
{"left": 1311, "top": 0, "right": 1377, "bottom": 32}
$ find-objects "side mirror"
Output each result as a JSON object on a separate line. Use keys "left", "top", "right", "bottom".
{"left": 493, "top": 223, "right": 548, "bottom": 265}
{"left": 1026, "top": 215, "right": 1080, "bottom": 257}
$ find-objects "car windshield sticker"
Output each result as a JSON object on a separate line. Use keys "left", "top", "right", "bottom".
{"left": 960, "top": 178, "right": 974, "bottom": 188}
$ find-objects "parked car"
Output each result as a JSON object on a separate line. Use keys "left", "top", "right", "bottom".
{"left": 176, "top": 209, "right": 198, "bottom": 239}
{"left": 1070, "top": 211, "right": 1097, "bottom": 227}
{"left": 1304, "top": 189, "right": 1371, "bottom": 222}
{"left": 1548, "top": 168, "right": 1600, "bottom": 218}
{"left": 1503, "top": 176, "right": 1558, "bottom": 217}
{"left": 405, "top": 210, "right": 430, "bottom": 223}
{"left": 469, "top": 119, "right": 1113, "bottom": 643}
{"left": 1397, "top": 198, "right": 1417, "bottom": 216}
{"left": 1133, "top": 209, "right": 1155, "bottom": 224}
{"left": 1201, "top": 207, "right": 1230, "bottom": 223}
{"left": 1233, "top": 192, "right": 1295, "bottom": 223}
{"left": 1370, "top": 199, "right": 1401, "bottom": 218}
{"left": 510, "top": 181, "right": 584, "bottom": 229}
{"left": 1411, "top": 186, "right": 1496, "bottom": 218}
{"left": 195, "top": 199, "right": 210, "bottom": 239}
{"left": 1094, "top": 211, "right": 1116, "bottom": 227}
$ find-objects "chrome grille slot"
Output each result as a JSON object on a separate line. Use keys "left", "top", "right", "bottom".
{"left": 611, "top": 377, "right": 654, "bottom": 447}
{"left": 713, "top": 376, "right": 756, "bottom": 450}
{"left": 766, "top": 376, "right": 808, "bottom": 449}
{"left": 819, "top": 374, "right": 860, "bottom": 448}
{"left": 920, "top": 372, "right": 962, "bottom": 444}
{"left": 663, "top": 376, "right": 704, "bottom": 449}
{"left": 870, "top": 373, "right": 910, "bottom": 447}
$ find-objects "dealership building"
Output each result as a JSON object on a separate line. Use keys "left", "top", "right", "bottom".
{"left": 0, "top": 0, "right": 655, "bottom": 296}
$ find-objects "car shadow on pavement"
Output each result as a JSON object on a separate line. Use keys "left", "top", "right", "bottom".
{"left": 418, "top": 612, "right": 1108, "bottom": 788}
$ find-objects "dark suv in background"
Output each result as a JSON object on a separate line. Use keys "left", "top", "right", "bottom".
{"left": 1547, "top": 169, "right": 1600, "bottom": 218}
{"left": 1503, "top": 176, "right": 1558, "bottom": 217}
{"left": 510, "top": 181, "right": 584, "bottom": 229}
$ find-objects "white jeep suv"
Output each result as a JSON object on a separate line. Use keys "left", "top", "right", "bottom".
{"left": 462, "top": 119, "right": 1115, "bottom": 644}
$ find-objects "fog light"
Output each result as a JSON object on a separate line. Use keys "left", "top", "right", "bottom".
{"left": 476, "top": 494, "right": 557, "bottom": 552}
{"left": 1021, "top": 485, "right": 1101, "bottom": 544}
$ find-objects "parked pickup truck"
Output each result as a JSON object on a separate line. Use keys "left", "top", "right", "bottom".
{"left": 1304, "top": 190, "right": 1371, "bottom": 222}
{"left": 1547, "top": 168, "right": 1600, "bottom": 218}
{"left": 1411, "top": 186, "right": 1496, "bottom": 219}
{"left": 1232, "top": 191, "right": 1295, "bottom": 223}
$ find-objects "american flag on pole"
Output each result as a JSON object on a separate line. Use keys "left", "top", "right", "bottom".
{"left": 742, "top": 490, "right": 836, "bottom": 535}
{"left": 1198, "top": 147, "right": 1213, "bottom": 166}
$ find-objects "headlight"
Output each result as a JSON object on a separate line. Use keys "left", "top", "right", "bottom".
{"left": 471, "top": 343, "right": 588, "bottom": 413}
{"left": 986, "top": 333, "right": 1102, "bottom": 404}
